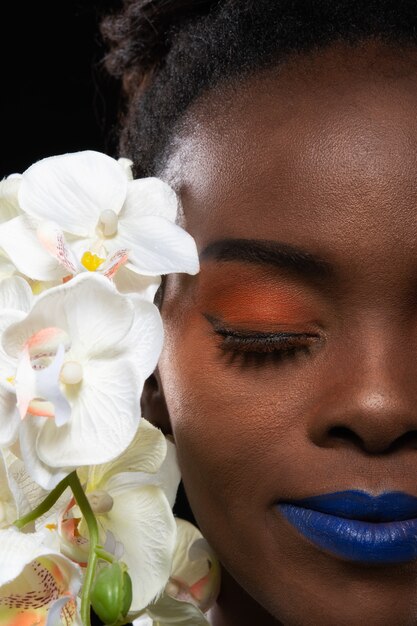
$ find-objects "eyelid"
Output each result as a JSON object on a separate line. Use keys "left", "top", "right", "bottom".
{"left": 203, "top": 313, "right": 322, "bottom": 336}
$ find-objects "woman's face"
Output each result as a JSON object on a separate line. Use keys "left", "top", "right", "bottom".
{"left": 157, "top": 41, "right": 417, "bottom": 625}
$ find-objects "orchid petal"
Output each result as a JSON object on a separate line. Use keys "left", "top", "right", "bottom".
{"left": 168, "top": 519, "right": 221, "bottom": 613}
{"left": 117, "top": 215, "right": 200, "bottom": 276}
{"left": 0, "top": 310, "right": 26, "bottom": 445}
{"left": 101, "top": 248, "right": 129, "bottom": 279}
{"left": 170, "top": 520, "right": 210, "bottom": 587}
{"left": 19, "top": 417, "right": 71, "bottom": 491}
{"left": 63, "top": 274, "right": 136, "bottom": 358}
{"left": 132, "top": 616, "right": 153, "bottom": 626}
{"left": 0, "top": 276, "right": 33, "bottom": 312}
{"left": 19, "top": 151, "right": 128, "bottom": 236}
{"left": 88, "top": 419, "right": 167, "bottom": 490}
{"left": 0, "top": 397, "right": 19, "bottom": 448}
{"left": 0, "top": 215, "right": 65, "bottom": 281}
{"left": 37, "top": 221, "right": 79, "bottom": 274}
{"left": 0, "top": 451, "right": 18, "bottom": 528}
{"left": 15, "top": 347, "right": 36, "bottom": 419}
{"left": 145, "top": 593, "right": 211, "bottom": 625}
{"left": 36, "top": 358, "right": 141, "bottom": 467}
{"left": 0, "top": 527, "right": 81, "bottom": 624}
{"left": 103, "top": 485, "right": 177, "bottom": 612}
{"left": 3, "top": 450, "right": 50, "bottom": 519}
{"left": 2, "top": 274, "right": 134, "bottom": 360}
{"left": 154, "top": 438, "right": 181, "bottom": 509}
{"left": 124, "top": 295, "right": 163, "bottom": 380}
{"left": 120, "top": 177, "right": 178, "bottom": 223}
{"left": 0, "top": 251, "right": 18, "bottom": 281}
{"left": 32, "top": 343, "right": 72, "bottom": 427}
{"left": 0, "top": 526, "right": 81, "bottom": 587}
{"left": 46, "top": 595, "right": 80, "bottom": 626}
{"left": 105, "top": 437, "right": 180, "bottom": 509}
{"left": 113, "top": 266, "right": 161, "bottom": 300}
{"left": 0, "top": 175, "right": 21, "bottom": 223}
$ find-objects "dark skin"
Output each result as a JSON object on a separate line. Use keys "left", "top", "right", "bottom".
{"left": 145, "top": 40, "right": 417, "bottom": 625}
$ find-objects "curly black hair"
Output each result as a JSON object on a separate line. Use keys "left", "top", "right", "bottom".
{"left": 102, "top": 0, "right": 417, "bottom": 177}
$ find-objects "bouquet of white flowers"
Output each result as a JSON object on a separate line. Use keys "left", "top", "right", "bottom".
{"left": 0, "top": 151, "right": 220, "bottom": 626}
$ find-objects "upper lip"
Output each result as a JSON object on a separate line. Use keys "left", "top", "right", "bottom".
{"left": 279, "top": 490, "right": 417, "bottom": 522}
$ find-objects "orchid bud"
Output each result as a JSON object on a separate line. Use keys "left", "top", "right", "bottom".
{"left": 90, "top": 562, "right": 132, "bottom": 625}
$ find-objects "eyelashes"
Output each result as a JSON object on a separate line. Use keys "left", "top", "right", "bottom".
{"left": 205, "top": 314, "right": 319, "bottom": 367}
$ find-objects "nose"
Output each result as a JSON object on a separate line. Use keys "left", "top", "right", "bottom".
{"left": 308, "top": 322, "right": 417, "bottom": 454}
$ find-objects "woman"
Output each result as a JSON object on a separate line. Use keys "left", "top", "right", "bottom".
{"left": 102, "top": 1, "right": 417, "bottom": 624}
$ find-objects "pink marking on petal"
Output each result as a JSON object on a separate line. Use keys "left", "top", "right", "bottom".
{"left": 27, "top": 400, "right": 55, "bottom": 418}
{"left": 102, "top": 249, "right": 129, "bottom": 279}
{"left": 189, "top": 573, "right": 211, "bottom": 601}
{"left": 26, "top": 328, "right": 69, "bottom": 358}
{"left": 58, "top": 501, "right": 89, "bottom": 567}
{"left": 37, "top": 222, "right": 78, "bottom": 275}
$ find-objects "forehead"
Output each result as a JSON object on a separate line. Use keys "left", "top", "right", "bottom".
{"left": 163, "top": 41, "right": 417, "bottom": 273}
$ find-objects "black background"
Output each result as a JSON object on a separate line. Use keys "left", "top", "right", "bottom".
{"left": 1, "top": 0, "right": 122, "bottom": 178}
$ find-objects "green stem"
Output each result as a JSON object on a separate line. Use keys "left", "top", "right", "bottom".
{"left": 94, "top": 546, "right": 116, "bottom": 563}
{"left": 13, "top": 473, "right": 72, "bottom": 529}
{"left": 67, "top": 471, "right": 99, "bottom": 626}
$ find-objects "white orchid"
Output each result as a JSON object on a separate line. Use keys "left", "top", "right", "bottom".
{"left": 0, "top": 272, "right": 163, "bottom": 490}
{"left": 0, "top": 175, "right": 66, "bottom": 283}
{"left": 0, "top": 148, "right": 218, "bottom": 625}
{"left": 133, "top": 519, "right": 220, "bottom": 625}
{"left": 165, "top": 519, "right": 221, "bottom": 613}
{"left": 1, "top": 150, "right": 199, "bottom": 296}
{"left": 0, "top": 526, "right": 82, "bottom": 625}
{"left": 61, "top": 419, "right": 180, "bottom": 613}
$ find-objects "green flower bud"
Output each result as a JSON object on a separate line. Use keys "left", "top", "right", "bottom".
{"left": 91, "top": 562, "right": 133, "bottom": 625}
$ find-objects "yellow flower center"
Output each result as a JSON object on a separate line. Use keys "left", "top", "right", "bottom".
{"left": 81, "top": 251, "right": 105, "bottom": 272}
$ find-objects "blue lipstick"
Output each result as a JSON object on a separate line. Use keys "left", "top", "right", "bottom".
{"left": 276, "top": 490, "right": 417, "bottom": 564}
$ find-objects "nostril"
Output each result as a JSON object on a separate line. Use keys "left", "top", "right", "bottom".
{"left": 328, "top": 426, "right": 417, "bottom": 454}
{"left": 388, "top": 430, "right": 417, "bottom": 452}
{"left": 328, "top": 426, "right": 363, "bottom": 447}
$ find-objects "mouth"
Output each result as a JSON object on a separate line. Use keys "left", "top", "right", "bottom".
{"left": 275, "top": 490, "right": 417, "bottom": 564}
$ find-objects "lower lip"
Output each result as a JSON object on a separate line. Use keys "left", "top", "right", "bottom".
{"left": 276, "top": 503, "right": 417, "bottom": 564}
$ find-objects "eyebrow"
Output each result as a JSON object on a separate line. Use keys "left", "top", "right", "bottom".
{"left": 200, "top": 238, "right": 333, "bottom": 282}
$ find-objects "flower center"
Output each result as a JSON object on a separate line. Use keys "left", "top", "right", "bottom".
{"left": 81, "top": 251, "right": 105, "bottom": 272}
{"left": 98, "top": 209, "right": 118, "bottom": 237}
{"left": 60, "top": 361, "right": 83, "bottom": 385}
{"left": 87, "top": 490, "right": 114, "bottom": 514}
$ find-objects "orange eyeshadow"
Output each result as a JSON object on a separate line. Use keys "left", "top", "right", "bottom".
{"left": 207, "top": 287, "right": 315, "bottom": 324}
{"left": 197, "top": 265, "right": 319, "bottom": 326}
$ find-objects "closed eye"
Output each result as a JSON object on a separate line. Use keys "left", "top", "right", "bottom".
{"left": 205, "top": 314, "right": 320, "bottom": 367}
